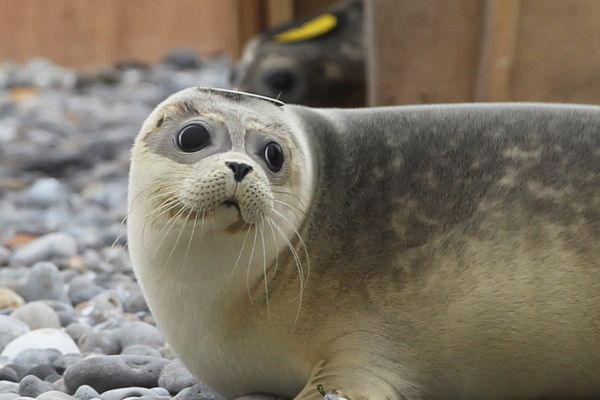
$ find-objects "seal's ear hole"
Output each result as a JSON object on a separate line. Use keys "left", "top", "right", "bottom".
{"left": 263, "top": 68, "right": 296, "bottom": 92}
{"left": 156, "top": 116, "right": 165, "bottom": 128}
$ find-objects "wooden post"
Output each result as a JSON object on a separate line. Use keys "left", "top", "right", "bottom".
{"left": 475, "top": 0, "right": 521, "bottom": 101}
{"left": 366, "top": 0, "right": 485, "bottom": 106}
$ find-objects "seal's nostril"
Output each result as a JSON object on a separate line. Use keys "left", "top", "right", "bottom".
{"left": 226, "top": 161, "right": 253, "bottom": 182}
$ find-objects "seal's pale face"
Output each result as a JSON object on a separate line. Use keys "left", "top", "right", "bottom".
{"left": 130, "top": 87, "right": 313, "bottom": 236}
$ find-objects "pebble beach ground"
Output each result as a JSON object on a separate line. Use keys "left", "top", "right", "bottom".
{"left": 0, "top": 54, "right": 276, "bottom": 400}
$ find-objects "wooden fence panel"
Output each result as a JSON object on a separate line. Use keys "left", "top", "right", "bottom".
{"left": 0, "top": 0, "right": 234, "bottom": 68}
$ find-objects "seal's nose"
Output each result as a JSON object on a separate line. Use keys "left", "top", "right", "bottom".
{"left": 226, "top": 162, "right": 253, "bottom": 182}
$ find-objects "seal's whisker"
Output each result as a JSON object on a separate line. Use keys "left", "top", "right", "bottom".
{"left": 271, "top": 208, "right": 311, "bottom": 289}
{"left": 259, "top": 216, "right": 270, "bottom": 320}
{"left": 153, "top": 205, "right": 187, "bottom": 259}
{"left": 246, "top": 224, "right": 259, "bottom": 305}
{"left": 163, "top": 206, "right": 194, "bottom": 270}
{"left": 269, "top": 217, "right": 304, "bottom": 324}
{"left": 182, "top": 208, "right": 200, "bottom": 270}
{"left": 266, "top": 217, "right": 280, "bottom": 283}
{"left": 273, "top": 199, "right": 307, "bottom": 218}
{"left": 230, "top": 222, "right": 251, "bottom": 279}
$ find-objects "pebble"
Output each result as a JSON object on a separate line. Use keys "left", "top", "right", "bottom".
{"left": 1, "top": 328, "right": 80, "bottom": 359}
{"left": 0, "top": 246, "right": 9, "bottom": 265}
{"left": 69, "top": 275, "right": 103, "bottom": 305}
{"left": 0, "top": 381, "right": 18, "bottom": 394}
{"left": 0, "top": 315, "right": 30, "bottom": 352}
{"left": 78, "top": 330, "right": 120, "bottom": 355}
{"left": 0, "top": 394, "right": 19, "bottom": 400}
{"left": 63, "top": 355, "right": 169, "bottom": 394}
{"left": 13, "top": 348, "right": 61, "bottom": 370}
{"left": 10, "top": 301, "right": 61, "bottom": 329}
{"left": 158, "top": 360, "right": 197, "bottom": 394}
{"left": 21, "top": 178, "right": 70, "bottom": 208}
{"left": 0, "top": 289, "right": 25, "bottom": 311}
{"left": 121, "top": 345, "right": 162, "bottom": 359}
{"left": 0, "top": 366, "right": 18, "bottom": 382}
{"left": 52, "top": 354, "right": 82, "bottom": 375}
{"left": 100, "top": 387, "right": 159, "bottom": 400}
{"left": 73, "top": 384, "right": 100, "bottom": 400}
{"left": 172, "top": 384, "right": 224, "bottom": 400}
{"left": 37, "top": 390, "right": 74, "bottom": 399}
{"left": 113, "top": 321, "right": 164, "bottom": 349}
{"left": 17, "top": 262, "right": 70, "bottom": 303}
{"left": 26, "top": 364, "right": 56, "bottom": 380}
{"left": 18, "top": 374, "right": 53, "bottom": 397}
{"left": 65, "top": 322, "right": 93, "bottom": 343}
{"left": 11, "top": 233, "right": 77, "bottom": 266}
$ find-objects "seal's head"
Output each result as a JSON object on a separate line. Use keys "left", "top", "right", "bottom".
{"left": 129, "top": 87, "right": 314, "bottom": 233}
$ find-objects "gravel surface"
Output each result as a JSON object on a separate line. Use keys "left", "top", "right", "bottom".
{"left": 0, "top": 54, "right": 283, "bottom": 399}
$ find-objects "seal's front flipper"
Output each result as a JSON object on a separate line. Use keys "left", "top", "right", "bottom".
{"left": 292, "top": 360, "right": 397, "bottom": 400}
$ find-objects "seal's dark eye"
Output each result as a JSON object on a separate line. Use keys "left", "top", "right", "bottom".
{"left": 263, "top": 141, "right": 284, "bottom": 172}
{"left": 176, "top": 124, "right": 211, "bottom": 152}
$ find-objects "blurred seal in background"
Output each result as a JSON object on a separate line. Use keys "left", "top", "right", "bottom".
{"left": 233, "top": 0, "right": 365, "bottom": 107}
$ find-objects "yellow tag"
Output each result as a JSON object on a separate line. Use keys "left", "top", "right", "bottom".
{"left": 275, "top": 13, "right": 338, "bottom": 44}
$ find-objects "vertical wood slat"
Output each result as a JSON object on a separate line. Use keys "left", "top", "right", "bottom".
{"left": 230, "top": 0, "right": 265, "bottom": 59}
{"left": 266, "top": 0, "right": 294, "bottom": 27}
{"left": 475, "top": 0, "right": 522, "bottom": 101}
{"left": 367, "top": 0, "right": 485, "bottom": 106}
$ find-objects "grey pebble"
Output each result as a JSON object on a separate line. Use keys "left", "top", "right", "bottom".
{"left": 172, "top": 384, "right": 224, "bottom": 400}
{"left": 0, "top": 381, "right": 19, "bottom": 393}
{"left": 3, "top": 363, "right": 27, "bottom": 380}
{"left": 69, "top": 275, "right": 103, "bottom": 305}
{"left": 43, "top": 300, "right": 78, "bottom": 327}
{"left": 113, "top": 321, "right": 164, "bottom": 349}
{"left": 53, "top": 354, "right": 83, "bottom": 374}
{"left": 73, "top": 384, "right": 100, "bottom": 400}
{"left": 17, "top": 262, "right": 70, "bottom": 303}
{"left": 65, "top": 322, "right": 93, "bottom": 343}
{"left": 26, "top": 364, "right": 56, "bottom": 380}
{"left": 10, "top": 301, "right": 61, "bottom": 329}
{"left": 150, "top": 387, "right": 170, "bottom": 397}
{"left": 100, "top": 387, "right": 157, "bottom": 400}
{"left": 0, "top": 381, "right": 18, "bottom": 394}
{"left": 37, "top": 390, "right": 74, "bottom": 400}
{"left": 121, "top": 345, "right": 162, "bottom": 358}
{"left": 63, "top": 355, "right": 169, "bottom": 394}
{"left": 18, "top": 374, "right": 53, "bottom": 397}
{"left": 12, "top": 233, "right": 77, "bottom": 267}
{"left": 0, "top": 393, "right": 19, "bottom": 400}
{"left": 0, "top": 267, "right": 29, "bottom": 292}
{"left": 0, "top": 366, "right": 18, "bottom": 382}
{"left": 158, "top": 360, "right": 197, "bottom": 394}
{"left": 78, "top": 330, "right": 120, "bottom": 355}
{"left": 81, "top": 290, "right": 123, "bottom": 323}
{"left": 21, "top": 177, "right": 70, "bottom": 208}
{"left": 0, "top": 246, "right": 9, "bottom": 266}
{"left": 0, "top": 315, "right": 30, "bottom": 352}
{"left": 13, "top": 348, "right": 61, "bottom": 370}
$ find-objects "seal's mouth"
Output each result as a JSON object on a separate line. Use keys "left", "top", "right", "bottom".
{"left": 222, "top": 200, "right": 241, "bottom": 212}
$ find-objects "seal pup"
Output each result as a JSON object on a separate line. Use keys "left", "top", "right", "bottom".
{"left": 128, "top": 87, "right": 600, "bottom": 400}
{"left": 234, "top": 0, "right": 364, "bottom": 107}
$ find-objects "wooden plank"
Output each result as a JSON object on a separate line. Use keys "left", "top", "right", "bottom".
{"left": 366, "top": 0, "right": 485, "bottom": 105}
{"left": 230, "top": 0, "right": 265, "bottom": 59}
{"left": 266, "top": 0, "right": 294, "bottom": 27}
{"left": 475, "top": 0, "right": 521, "bottom": 101}
{"left": 0, "top": 0, "right": 235, "bottom": 68}
{"left": 511, "top": 0, "right": 600, "bottom": 103}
